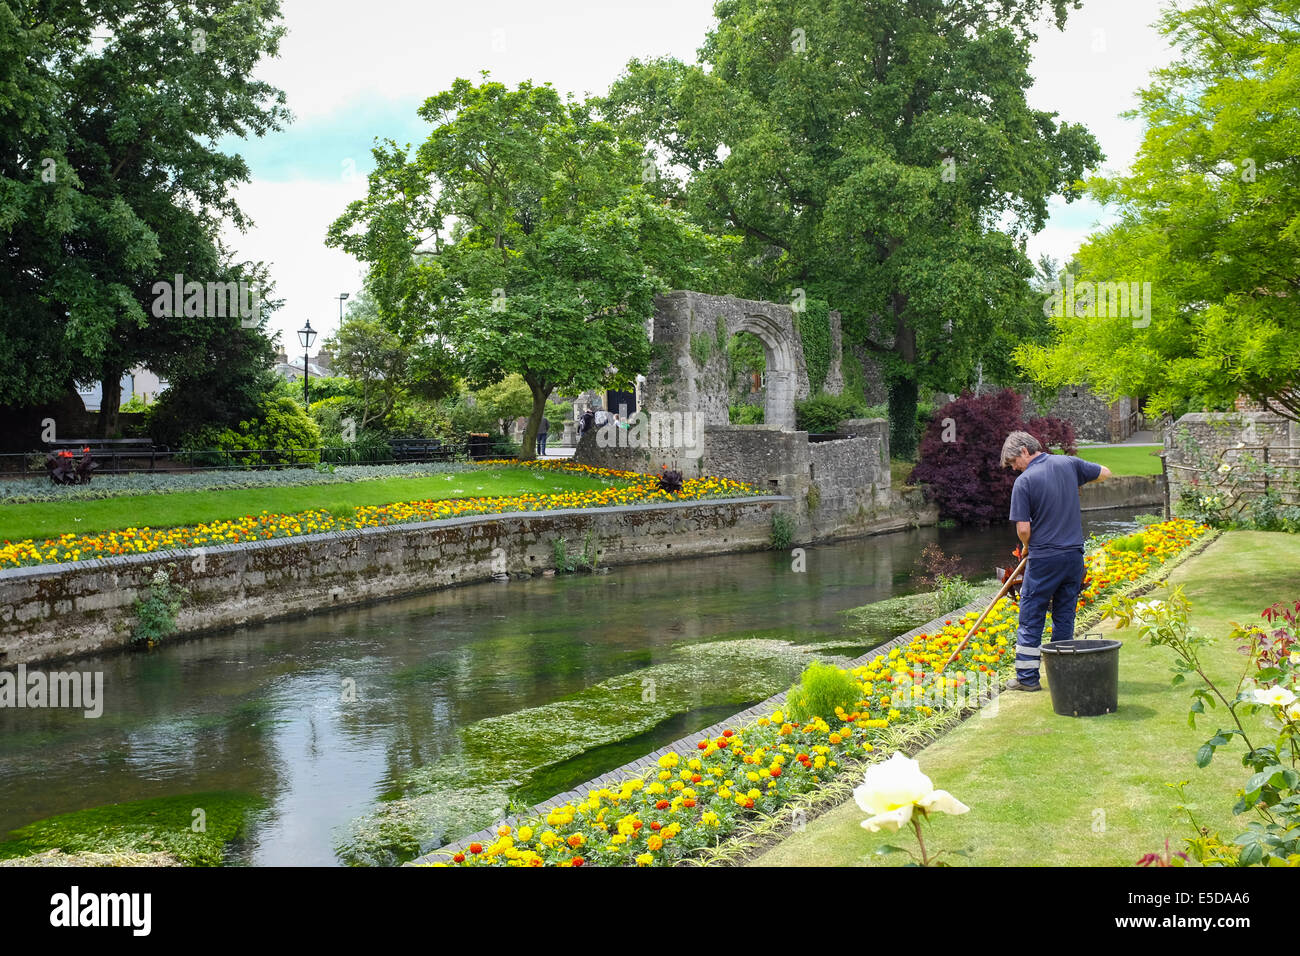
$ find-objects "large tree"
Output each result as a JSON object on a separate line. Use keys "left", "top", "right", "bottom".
{"left": 329, "top": 77, "right": 735, "bottom": 457}
{"left": 0, "top": 0, "right": 289, "bottom": 439}
{"left": 599, "top": 0, "right": 1101, "bottom": 456}
{"left": 1016, "top": 0, "right": 1300, "bottom": 422}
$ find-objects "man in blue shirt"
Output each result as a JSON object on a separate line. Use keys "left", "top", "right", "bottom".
{"left": 1002, "top": 431, "right": 1111, "bottom": 691}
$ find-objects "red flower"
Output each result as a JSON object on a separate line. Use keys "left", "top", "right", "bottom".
{"left": 468, "top": 842, "right": 483, "bottom": 855}
{"left": 744, "top": 799, "right": 755, "bottom": 808}
{"left": 655, "top": 800, "right": 669, "bottom": 810}
{"left": 697, "top": 741, "right": 708, "bottom": 750}
{"left": 722, "top": 729, "right": 734, "bottom": 738}
{"left": 572, "top": 857, "right": 585, "bottom": 867}
{"left": 770, "top": 768, "right": 782, "bottom": 778}
{"left": 691, "top": 774, "right": 702, "bottom": 783}
{"left": 632, "top": 820, "right": 643, "bottom": 830}
{"left": 683, "top": 798, "right": 696, "bottom": 808}
{"left": 453, "top": 853, "right": 465, "bottom": 863}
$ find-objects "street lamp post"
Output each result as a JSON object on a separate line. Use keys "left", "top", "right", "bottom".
{"left": 298, "top": 320, "right": 317, "bottom": 408}
{"left": 337, "top": 292, "right": 349, "bottom": 324}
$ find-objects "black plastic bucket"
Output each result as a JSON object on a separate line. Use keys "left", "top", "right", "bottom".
{"left": 1041, "top": 638, "right": 1121, "bottom": 717}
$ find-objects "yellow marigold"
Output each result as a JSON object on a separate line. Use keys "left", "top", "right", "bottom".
{"left": 636, "top": 853, "right": 654, "bottom": 867}
{"left": 647, "top": 835, "right": 664, "bottom": 851}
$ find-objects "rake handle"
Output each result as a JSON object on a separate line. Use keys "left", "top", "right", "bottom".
{"left": 938, "top": 555, "right": 1028, "bottom": 673}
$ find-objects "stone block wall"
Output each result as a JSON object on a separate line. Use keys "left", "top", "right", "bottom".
{"left": 0, "top": 497, "right": 790, "bottom": 666}
{"left": 1165, "top": 412, "right": 1300, "bottom": 507}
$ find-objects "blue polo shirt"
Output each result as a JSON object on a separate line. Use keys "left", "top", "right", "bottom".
{"left": 1009, "top": 453, "right": 1103, "bottom": 555}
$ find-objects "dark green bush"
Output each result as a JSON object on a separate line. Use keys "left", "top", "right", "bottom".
{"left": 794, "top": 392, "right": 865, "bottom": 433}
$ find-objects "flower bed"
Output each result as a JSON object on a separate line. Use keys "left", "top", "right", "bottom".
{"left": 0, "top": 462, "right": 478, "bottom": 504}
{"left": 0, "top": 461, "right": 762, "bottom": 569}
{"left": 433, "top": 518, "right": 1210, "bottom": 867}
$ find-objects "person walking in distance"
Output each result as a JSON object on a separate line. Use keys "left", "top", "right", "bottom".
{"left": 1001, "top": 431, "right": 1111, "bottom": 692}
{"left": 536, "top": 415, "right": 550, "bottom": 457}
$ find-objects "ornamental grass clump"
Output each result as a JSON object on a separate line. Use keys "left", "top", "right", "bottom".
{"left": 786, "top": 661, "right": 860, "bottom": 723}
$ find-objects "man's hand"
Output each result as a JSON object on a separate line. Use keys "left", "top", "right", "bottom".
{"left": 1016, "top": 520, "right": 1031, "bottom": 550}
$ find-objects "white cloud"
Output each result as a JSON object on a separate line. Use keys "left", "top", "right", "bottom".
{"left": 223, "top": 177, "right": 368, "bottom": 349}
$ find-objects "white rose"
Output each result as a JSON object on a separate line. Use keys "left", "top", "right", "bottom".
{"left": 1252, "top": 686, "right": 1298, "bottom": 708}
{"left": 854, "top": 752, "right": 969, "bottom": 833}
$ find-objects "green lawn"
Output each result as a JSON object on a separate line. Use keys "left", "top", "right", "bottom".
{"left": 752, "top": 531, "right": 1299, "bottom": 867}
{"left": 0, "top": 468, "right": 617, "bottom": 541}
{"left": 1064, "top": 444, "right": 1164, "bottom": 476}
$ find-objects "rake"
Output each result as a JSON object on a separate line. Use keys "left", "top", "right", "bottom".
{"left": 937, "top": 554, "right": 1027, "bottom": 673}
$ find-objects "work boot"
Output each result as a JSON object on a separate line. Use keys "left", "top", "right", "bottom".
{"left": 1005, "top": 676, "right": 1043, "bottom": 692}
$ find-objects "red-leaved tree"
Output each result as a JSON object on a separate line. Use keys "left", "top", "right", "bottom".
{"left": 908, "top": 389, "right": 1077, "bottom": 524}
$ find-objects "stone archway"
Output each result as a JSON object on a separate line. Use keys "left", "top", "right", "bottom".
{"left": 638, "top": 291, "right": 843, "bottom": 431}
{"left": 733, "top": 311, "right": 799, "bottom": 430}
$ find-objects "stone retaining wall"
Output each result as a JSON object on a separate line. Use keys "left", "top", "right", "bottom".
{"left": 0, "top": 497, "right": 789, "bottom": 666}
{"left": 1079, "top": 474, "right": 1164, "bottom": 512}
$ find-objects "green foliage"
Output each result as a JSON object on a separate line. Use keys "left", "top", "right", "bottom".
{"left": 935, "top": 574, "right": 977, "bottom": 614}
{"left": 601, "top": 0, "right": 1100, "bottom": 459}
{"left": 727, "top": 331, "right": 767, "bottom": 390}
{"left": 786, "top": 662, "right": 861, "bottom": 723}
{"left": 690, "top": 332, "right": 714, "bottom": 367}
{"left": 329, "top": 77, "right": 736, "bottom": 460}
{"left": 770, "top": 512, "right": 795, "bottom": 550}
{"left": 845, "top": 592, "right": 944, "bottom": 636}
{"left": 1133, "top": 513, "right": 1164, "bottom": 527}
{"left": 1105, "top": 587, "right": 1300, "bottom": 866}
{"left": 729, "top": 403, "right": 764, "bottom": 424}
{"left": 840, "top": 344, "right": 869, "bottom": 408}
{"left": 0, "top": 792, "right": 265, "bottom": 867}
{"left": 1016, "top": 0, "right": 1300, "bottom": 423}
{"left": 794, "top": 299, "right": 832, "bottom": 393}
{"left": 553, "top": 537, "right": 575, "bottom": 573}
{"left": 1109, "top": 532, "right": 1148, "bottom": 553}
{"left": 132, "top": 567, "right": 188, "bottom": 646}
{"left": 795, "top": 392, "right": 865, "bottom": 433}
{"left": 181, "top": 396, "right": 321, "bottom": 465}
{"left": 0, "top": 1, "right": 288, "bottom": 424}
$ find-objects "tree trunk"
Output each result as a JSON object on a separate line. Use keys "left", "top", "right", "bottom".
{"left": 98, "top": 369, "right": 123, "bottom": 438}
{"left": 520, "top": 376, "right": 549, "bottom": 460}
{"left": 889, "top": 297, "right": 919, "bottom": 460}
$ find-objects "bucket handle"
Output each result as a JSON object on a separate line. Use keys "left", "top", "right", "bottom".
{"left": 1052, "top": 631, "right": 1102, "bottom": 654}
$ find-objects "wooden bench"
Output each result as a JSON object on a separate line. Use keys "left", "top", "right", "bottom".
{"left": 389, "top": 438, "right": 456, "bottom": 462}
{"left": 49, "top": 438, "right": 163, "bottom": 472}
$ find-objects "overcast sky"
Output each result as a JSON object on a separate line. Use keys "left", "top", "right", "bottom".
{"left": 221, "top": 0, "right": 1176, "bottom": 354}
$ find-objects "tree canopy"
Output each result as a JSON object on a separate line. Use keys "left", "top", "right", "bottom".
{"left": 0, "top": 0, "right": 288, "bottom": 438}
{"left": 328, "top": 76, "right": 736, "bottom": 456}
{"left": 1016, "top": 0, "right": 1300, "bottom": 422}
{"left": 598, "top": 0, "right": 1101, "bottom": 455}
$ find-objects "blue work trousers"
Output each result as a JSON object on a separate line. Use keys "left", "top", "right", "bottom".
{"left": 1015, "top": 549, "right": 1086, "bottom": 686}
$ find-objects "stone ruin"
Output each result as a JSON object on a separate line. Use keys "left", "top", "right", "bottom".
{"left": 576, "top": 291, "right": 909, "bottom": 541}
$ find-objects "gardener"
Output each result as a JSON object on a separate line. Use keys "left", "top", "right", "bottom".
{"left": 1001, "top": 431, "right": 1111, "bottom": 692}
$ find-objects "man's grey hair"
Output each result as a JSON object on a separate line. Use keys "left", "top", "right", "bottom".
{"left": 1001, "top": 431, "right": 1042, "bottom": 467}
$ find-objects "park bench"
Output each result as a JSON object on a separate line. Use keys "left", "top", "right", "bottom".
{"left": 48, "top": 437, "right": 164, "bottom": 472}
{"left": 389, "top": 438, "right": 452, "bottom": 462}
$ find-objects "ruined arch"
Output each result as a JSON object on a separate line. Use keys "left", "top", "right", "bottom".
{"left": 640, "top": 291, "right": 844, "bottom": 432}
